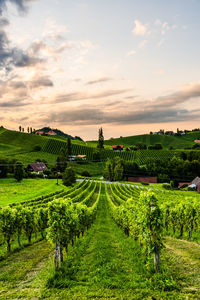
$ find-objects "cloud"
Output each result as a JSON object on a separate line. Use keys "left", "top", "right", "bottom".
{"left": 87, "top": 77, "right": 112, "bottom": 85}
{"left": 0, "top": 0, "right": 44, "bottom": 73}
{"left": 44, "top": 107, "right": 200, "bottom": 126}
{"left": 132, "top": 20, "right": 149, "bottom": 36}
{"left": 138, "top": 40, "right": 147, "bottom": 48}
{"left": 54, "top": 89, "right": 131, "bottom": 103}
{"left": 154, "top": 83, "right": 200, "bottom": 107}
{"left": 126, "top": 50, "right": 136, "bottom": 57}
{"left": 0, "top": 99, "right": 29, "bottom": 107}
{"left": 28, "top": 76, "right": 54, "bottom": 89}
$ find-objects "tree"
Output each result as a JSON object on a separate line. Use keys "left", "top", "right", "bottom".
{"left": 62, "top": 167, "right": 76, "bottom": 186}
{"left": 19, "top": 126, "right": 22, "bottom": 132}
{"left": 67, "top": 137, "right": 72, "bottom": 156}
{"left": 14, "top": 162, "right": 24, "bottom": 182}
{"left": 0, "top": 157, "right": 8, "bottom": 178}
{"left": 27, "top": 127, "right": 29, "bottom": 133}
{"left": 58, "top": 147, "right": 67, "bottom": 172}
{"left": 97, "top": 127, "right": 104, "bottom": 149}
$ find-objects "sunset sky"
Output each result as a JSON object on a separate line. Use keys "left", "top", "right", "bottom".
{"left": 0, "top": 0, "right": 200, "bottom": 140}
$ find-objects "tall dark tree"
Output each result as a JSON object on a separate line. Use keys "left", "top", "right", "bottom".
{"left": 67, "top": 137, "right": 72, "bottom": 156}
{"left": 97, "top": 127, "right": 104, "bottom": 149}
{"left": 59, "top": 148, "right": 67, "bottom": 172}
{"left": 19, "top": 126, "right": 21, "bottom": 132}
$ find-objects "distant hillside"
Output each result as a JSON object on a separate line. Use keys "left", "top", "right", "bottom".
{"left": 0, "top": 127, "right": 85, "bottom": 157}
{"left": 88, "top": 132, "right": 200, "bottom": 150}
{"left": 36, "top": 127, "right": 83, "bottom": 141}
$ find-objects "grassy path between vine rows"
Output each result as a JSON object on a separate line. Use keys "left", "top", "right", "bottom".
{"left": 163, "top": 236, "right": 200, "bottom": 295}
{"left": 0, "top": 186, "right": 200, "bottom": 299}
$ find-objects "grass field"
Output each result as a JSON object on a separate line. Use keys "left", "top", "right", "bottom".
{"left": 0, "top": 178, "right": 67, "bottom": 207}
{"left": 0, "top": 183, "right": 199, "bottom": 299}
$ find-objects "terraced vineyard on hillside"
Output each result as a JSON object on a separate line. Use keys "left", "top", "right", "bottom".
{"left": 0, "top": 180, "right": 200, "bottom": 299}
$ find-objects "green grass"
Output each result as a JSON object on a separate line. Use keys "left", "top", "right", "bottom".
{"left": 0, "top": 178, "right": 67, "bottom": 207}
{"left": 69, "top": 161, "right": 105, "bottom": 177}
{"left": 11, "top": 151, "right": 58, "bottom": 166}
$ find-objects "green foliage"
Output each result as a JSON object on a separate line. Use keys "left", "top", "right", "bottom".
{"left": 0, "top": 206, "right": 16, "bottom": 252}
{"left": 104, "top": 157, "right": 124, "bottom": 181}
{"left": 67, "top": 137, "right": 72, "bottom": 156}
{"left": 0, "top": 157, "right": 8, "bottom": 178}
{"left": 62, "top": 167, "right": 76, "bottom": 186}
{"left": 33, "top": 145, "right": 41, "bottom": 151}
{"left": 14, "top": 162, "right": 24, "bottom": 182}
{"left": 97, "top": 127, "right": 104, "bottom": 149}
{"left": 81, "top": 170, "right": 91, "bottom": 177}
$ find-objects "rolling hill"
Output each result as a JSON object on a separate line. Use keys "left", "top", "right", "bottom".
{"left": 89, "top": 131, "right": 200, "bottom": 149}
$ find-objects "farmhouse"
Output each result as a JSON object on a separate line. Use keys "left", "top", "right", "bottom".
{"left": 46, "top": 130, "right": 57, "bottom": 136}
{"left": 194, "top": 140, "right": 200, "bottom": 143}
{"left": 28, "top": 162, "right": 48, "bottom": 173}
{"left": 179, "top": 177, "right": 200, "bottom": 193}
{"left": 112, "top": 145, "right": 124, "bottom": 151}
{"left": 35, "top": 131, "right": 44, "bottom": 135}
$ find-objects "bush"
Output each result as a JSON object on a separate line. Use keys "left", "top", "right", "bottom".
{"left": 81, "top": 170, "right": 91, "bottom": 177}
{"left": 180, "top": 183, "right": 188, "bottom": 189}
{"left": 62, "top": 167, "right": 76, "bottom": 186}
{"left": 33, "top": 145, "right": 41, "bottom": 152}
{"left": 162, "top": 183, "right": 171, "bottom": 190}
{"left": 141, "top": 181, "right": 149, "bottom": 185}
{"left": 188, "top": 186, "right": 196, "bottom": 191}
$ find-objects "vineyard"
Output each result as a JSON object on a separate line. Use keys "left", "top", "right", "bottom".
{"left": 43, "top": 138, "right": 183, "bottom": 164}
{"left": 0, "top": 180, "right": 200, "bottom": 299}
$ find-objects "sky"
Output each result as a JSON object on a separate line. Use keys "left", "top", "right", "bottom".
{"left": 0, "top": 0, "right": 200, "bottom": 140}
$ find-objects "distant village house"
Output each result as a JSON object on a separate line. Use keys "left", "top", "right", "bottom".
{"left": 112, "top": 145, "right": 124, "bottom": 151}
{"left": 27, "top": 162, "right": 48, "bottom": 173}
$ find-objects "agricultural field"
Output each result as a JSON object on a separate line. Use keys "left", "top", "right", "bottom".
{"left": 0, "top": 179, "right": 200, "bottom": 299}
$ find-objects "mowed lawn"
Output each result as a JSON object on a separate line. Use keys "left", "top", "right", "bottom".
{"left": 0, "top": 178, "right": 66, "bottom": 206}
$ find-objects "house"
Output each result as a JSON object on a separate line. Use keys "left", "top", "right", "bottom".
{"left": 27, "top": 162, "right": 48, "bottom": 173}
{"left": 35, "top": 131, "right": 44, "bottom": 135}
{"left": 46, "top": 130, "right": 57, "bottom": 136}
{"left": 112, "top": 145, "right": 124, "bottom": 151}
{"left": 165, "top": 131, "right": 174, "bottom": 136}
{"left": 194, "top": 140, "right": 200, "bottom": 143}
{"left": 76, "top": 155, "right": 86, "bottom": 160}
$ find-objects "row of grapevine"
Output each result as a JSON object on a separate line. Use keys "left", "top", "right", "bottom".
{"left": 0, "top": 181, "right": 101, "bottom": 268}
{"left": 48, "top": 182, "right": 101, "bottom": 270}
{"left": 105, "top": 183, "right": 164, "bottom": 272}
{"left": 162, "top": 197, "right": 200, "bottom": 239}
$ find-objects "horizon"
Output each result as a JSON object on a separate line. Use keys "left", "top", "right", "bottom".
{"left": 0, "top": 0, "right": 200, "bottom": 140}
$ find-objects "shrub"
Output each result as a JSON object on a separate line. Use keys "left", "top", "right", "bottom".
{"left": 141, "top": 181, "right": 149, "bottom": 185}
{"left": 180, "top": 183, "right": 188, "bottom": 189}
{"left": 81, "top": 170, "right": 91, "bottom": 177}
{"left": 62, "top": 167, "right": 76, "bottom": 186}
{"left": 33, "top": 145, "right": 41, "bottom": 152}
{"left": 162, "top": 183, "right": 171, "bottom": 190}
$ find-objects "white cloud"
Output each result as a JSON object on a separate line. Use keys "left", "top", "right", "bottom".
{"left": 126, "top": 50, "right": 136, "bottom": 57}
{"left": 132, "top": 20, "right": 149, "bottom": 36}
{"left": 139, "top": 40, "right": 147, "bottom": 48}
